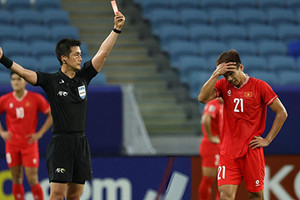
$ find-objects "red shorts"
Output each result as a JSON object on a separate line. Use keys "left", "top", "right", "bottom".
{"left": 200, "top": 140, "right": 220, "bottom": 168}
{"left": 5, "top": 142, "right": 39, "bottom": 168}
{"left": 217, "top": 147, "right": 265, "bottom": 193}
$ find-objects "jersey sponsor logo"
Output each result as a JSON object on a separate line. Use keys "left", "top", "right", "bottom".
{"left": 55, "top": 168, "right": 66, "bottom": 173}
{"left": 59, "top": 79, "right": 64, "bottom": 84}
{"left": 9, "top": 103, "right": 13, "bottom": 108}
{"left": 255, "top": 180, "right": 260, "bottom": 187}
{"left": 57, "top": 91, "right": 68, "bottom": 97}
{"left": 78, "top": 85, "right": 86, "bottom": 99}
{"left": 227, "top": 90, "right": 231, "bottom": 96}
{"left": 244, "top": 92, "right": 253, "bottom": 97}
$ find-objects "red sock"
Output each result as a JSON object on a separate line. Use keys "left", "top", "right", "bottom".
{"left": 12, "top": 183, "right": 24, "bottom": 200}
{"left": 198, "top": 176, "right": 215, "bottom": 200}
{"left": 31, "top": 183, "right": 44, "bottom": 200}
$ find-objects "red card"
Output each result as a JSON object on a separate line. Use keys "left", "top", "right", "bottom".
{"left": 111, "top": 0, "right": 119, "bottom": 15}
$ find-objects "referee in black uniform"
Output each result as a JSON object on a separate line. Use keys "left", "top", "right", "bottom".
{"left": 0, "top": 11, "right": 125, "bottom": 200}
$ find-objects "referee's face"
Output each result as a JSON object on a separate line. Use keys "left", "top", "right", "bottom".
{"left": 66, "top": 46, "right": 82, "bottom": 71}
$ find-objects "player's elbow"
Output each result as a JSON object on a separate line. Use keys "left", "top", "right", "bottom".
{"left": 198, "top": 94, "right": 208, "bottom": 104}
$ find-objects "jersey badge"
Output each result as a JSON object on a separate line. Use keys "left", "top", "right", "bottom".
{"left": 227, "top": 90, "right": 231, "bottom": 96}
{"left": 26, "top": 102, "right": 30, "bottom": 107}
{"left": 9, "top": 103, "right": 13, "bottom": 108}
{"left": 59, "top": 79, "right": 65, "bottom": 84}
{"left": 244, "top": 92, "right": 253, "bottom": 97}
{"left": 78, "top": 85, "right": 86, "bottom": 99}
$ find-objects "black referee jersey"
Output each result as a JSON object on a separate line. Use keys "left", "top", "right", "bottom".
{"left": 35, "top": 60, "right": 97, "bottom": 135}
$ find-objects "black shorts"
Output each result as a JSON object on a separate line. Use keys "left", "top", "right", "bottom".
{"left": 46, "top": 133, "right": 92, "bottom": 184}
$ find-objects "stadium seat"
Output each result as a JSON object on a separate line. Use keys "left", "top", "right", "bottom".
{"left": 180, "top": 9, "right": 209, "bottom": 27}
{"left": 249, "top": 70, "right": 278, "bottom": 85}
{"left": 23, "top": 25, "right": 51, "bottom": 42}
{"left": 31, "top": 41, "right": 56, "bottom": 58}
{"left": 257, "top": 41, "right": 287, "bottom": 56}
{"left": 42, "top": 10, "right": 70, "bottom": 27}
{"left": 39, "top": 56, "right": 59, "bottom": 72}
{"left": 158, "top": 25, "right": 189, "bottom": 47}
{"left": 5, "top": 0, "right": 31, "bottom": 11}
{"left": 1, "top": 41, "right": 30, "bottom": 57}
{"left": 13, "top": 10, "right": 42, "bottom": 27}
{"left": 0, "top": 70, "right": 12, "bottom": 84}
{"left": 80, "top": 43, "right": 89, "bottom": 57}
{"left": 90, "top": 73, "right": 107, "bottom": 85}
{"left": 268, "top": 55, "right": 297, "bottom": 71}
{"left": 199, "top": 41, "right": 227, "bottom": 57}
{"left": 209, "top": 9, "right": 238, "bottom": 25}
{"left": 286, "top": 0, "right": 300, "bottom": 10}
{"left": 201, "top": 0, "right": 228, "bottom": 10}
{"left": 277, "top": 24, "right": 300, "bottom": 42}
{"left": 238, "top": 9, "right": 266, "bottom": 26}
{"left": 248, "top": 25, "right": 276, "bottom": 41}
{"left": 0, "top": 10, "right": 13, "bottom": 25}
{"left": 278, "top": 71, "right": 300, "bottom": 85}
{"left": 51, "top": 25, "right": 79, "bottom": 41}
{"left": 288, "top": 41, "right": 300, "bottom": 58}
{"left": 189, "top": 25, "right": 218, "bottom": 42}
{"left": 242, "top": 56, "right": 268, "bottom": 71}
{"left": 228, "top": 0, "right": 256, "bottom": 9}
{"left": 35, "top": 0, "right": 61, "bottom": 11}
{"left": 167, "top": 41, "right": 198, "bottom": 65}
{"left": 257, "top": 0, "right": 286, "bottom": 10}
{"left": 139, "top": 0, "right": 170, "bottom": 18}
{"left": 170, "top": 0, "right": 199, "bottom": 10}
{"left": 188, "top": 71, "right": 212, "bottom": 99}
{"left": 11, "top": 56, "right": 39, "bottom": 71}
{"left": 146, "top": 9, "right": 179, "bottom": 33}
{"left": 218, "top": 25, "right": 247, "bottom": 41}
{"left": 229, "top": 40, "right": 257, "bottom": 56}
{"left": 0, "top": 25, "right": 22, "bottom": 42}
{"left": 266, "top": 8, "right": 296, "bottom": 26}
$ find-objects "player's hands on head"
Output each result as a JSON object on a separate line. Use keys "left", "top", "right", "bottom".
{"left": 249, "top": 136, "right": 269, "bottom": 149}
{"left": 214, "top": 62, "right": 236, "bottom": 76}
{"left": 114, "top": 11, "right": 125, "bottom": 30}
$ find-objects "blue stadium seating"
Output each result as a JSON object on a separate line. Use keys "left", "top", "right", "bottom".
{"left": 1, "top": 41, "right": 30, "bottom": 57}
{"left": 199, "top": 41, "right": 227, "bottom": 57}
{"left": 90, "top": 73, "right": 107, "bottom": 85}
{"left": 268, "top": 55, "right": 297, "bottom": 71}
{"left": 242, "top": 56, "right": 268, "bottom": 71}
{"left": 0, "top": 10, "right": 13, "bottom": 25}
{"left": 13, "top": 10, "right": 42, "bottom": 27}
{"left": 248, "top": 25, "right": 276, "bottom": 41}
{"left": 228, "top": 0, "right": 256, "bottom": 9}
{"left": 0, "top": 70, "right": 12, "bottom": 84}
{"left": 11, "top": 56, "right": 39, "bottom": 71}
{"left": 35, "top": 0, "right": 61, "bottom": 11}
{"left": 238, "top": 9, "right": 266, "bottom": 26}
{"left": 31, "top": 41, "right": 56, "bottom": 58}
{"left": 189, "top": 25, "right": 218, "bottom": 42}
{"left": 42, "top": 10, "right": 70, "bottom": 27}
{"left": 39, "top": 56, "right": 59, "bottom": 72}
{"left": 258, "top": 40, "right": 287, "bottom": 56}
{"left": 249, "top": 70, "right": 278, "bottom": 85}
{"left": 188, "top": 71, "right": 212, "bottom": 99}
{"left": 23, "top": 25, "right": 51, "bottom": 42}
{"left": 257, "top": 0, "right": 286, "bottom": 10}
{"left": 277, "top": 24, "right": 300, "bottom": 42}
{"left": 51, "top": 25, "right": 79, "bottom": 41}
{"left": 146, "top": 9, "right": 179, "bottom": 33}
{"left": 278, "top": 71, "right": 300, "bottom": 85}
{"left": 139, "top": 0, "right": 170, "bottom": 18}
{"left": 200, "top": 0, "right": 228, "bottom": 10}
{"left": 209, "top": 9, "right": 238, "bottom": 25}
{"left": 80, "top": 43, "right": 89, "bottom": 57}
{"left": 229, "top": 40, "right": 257, "bottom": 56}
{"left": 266, "top": 8, "right": 296, "bottom": 26}
{"left": 5, "top": 0, "right": 31, "bottom": 11}
{"left": 167, "top": 41, "right": 198, "bottom": 64}
{"left": 158, "top": 25, "right": 189, "bottom": 47}
{"left": 180, "top": 9, "right": 208, "bottom": 27}
{"left": 170, "top": 0, "right": 199, "bottom": 10}
{"left": 286, "top": 0, "right": 300, "bottom": 10}
{"left": 288, "top": 41, "right": 300, "bottom": 58}
{"left": 0, "top": 25, "right": 22, "bottom": 42}
{"left": 218, "top": 25, "right": 247, "bottom": 41}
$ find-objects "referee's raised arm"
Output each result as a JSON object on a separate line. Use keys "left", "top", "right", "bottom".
{"left": 91, "top": 11, "right": 125, "bottom": 72}
{"left": 0, "top": 47, "right": 38, "bottom": 85}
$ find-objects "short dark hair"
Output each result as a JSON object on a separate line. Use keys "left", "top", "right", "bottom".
{"left": 55, "top": 38, "right": 81, "bottom": 65}
{"left": 216, "top": 49, "right": 241, "bottom": 68}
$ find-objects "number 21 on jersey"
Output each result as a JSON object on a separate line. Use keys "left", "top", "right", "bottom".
{"left": 218, "top": 166, "right": 225, "bottom": 180}
{"left": 234, "top": 98, "right": 244, "bottom": 112}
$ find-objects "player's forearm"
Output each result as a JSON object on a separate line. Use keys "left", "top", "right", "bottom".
{"left": 36, "top": 115, "right": 53, "bottom": 137}
{"left": 265, "top": 110, "right": 288, "bottom": 145}
{"left": 198, "top": 73, "right": 219, "bottom": 103}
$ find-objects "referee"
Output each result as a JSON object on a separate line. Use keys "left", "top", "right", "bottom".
{"left": 0, "top": 11, "right": 125, "bottom": 200}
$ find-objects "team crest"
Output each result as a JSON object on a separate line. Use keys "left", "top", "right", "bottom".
{"left": 227, "top": 90, "right": 231, "bottom": 96}
{"left": 78, "top": 85, "right": 86, "bottom": 99}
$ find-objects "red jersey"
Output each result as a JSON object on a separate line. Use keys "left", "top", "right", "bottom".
{"left": 215, "top": 76, "right": 277, "bottom": 159}
{"left": 200, "top": 99, "right": 223, "bottom": 157}
{"left": 0, "top": 90, "right": 50, "bottom": 147}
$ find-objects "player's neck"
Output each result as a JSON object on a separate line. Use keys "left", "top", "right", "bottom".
{"left": 13, "top": 89, "right": 26, "bottom": 99}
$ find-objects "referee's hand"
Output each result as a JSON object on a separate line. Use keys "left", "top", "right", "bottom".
{"left": 114, "top": 11, "right": 125, "bottom": 31}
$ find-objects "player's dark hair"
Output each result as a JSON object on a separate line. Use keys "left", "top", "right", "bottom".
{"left": 56, "top": 38, "right": 81, "bottom": 65}
{"left": 216, "top": 49, "right": 241, "bottom": 69}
